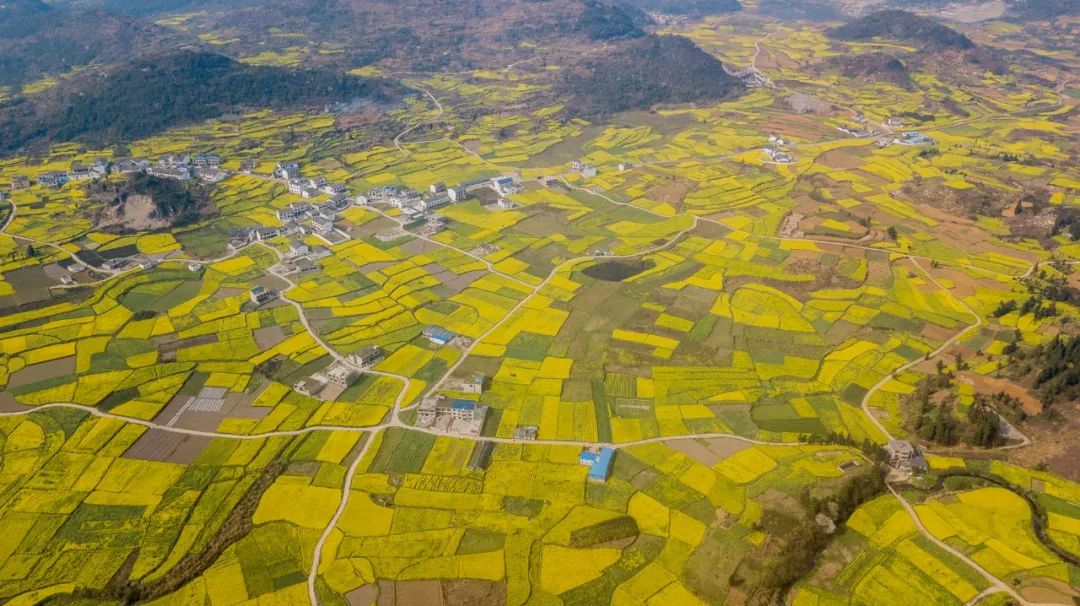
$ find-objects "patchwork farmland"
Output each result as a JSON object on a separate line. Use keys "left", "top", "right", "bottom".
{"left": 0, "top": 5, "right": 1079, "bottom": 606}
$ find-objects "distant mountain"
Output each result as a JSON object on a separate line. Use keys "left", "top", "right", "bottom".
{"left": 0, "top": 2, "right": 190, "bottom": 87}
{"left": 0, "top": 0, "right": 53, "bottom": 19}
{"left": 1005, "top": 0, "right": 1080, "bottom": 19}
{"left": 826, "top": 10, "right": 974, "bottom": 50}
{"left": 618, "top": 0, "right": 742, "bottom": 17}
{"left": 102, "top": 0, "right": 645, "bottom": 73}
{"left": 756, "top": 0, "right": 840, "bottom": 21}
{"left": 559, "top": 34, "right": 742, "bottom": 116}
{"left": 0, "top": 51, "right": 403, "bottom": 152}
{"left": 44, "top": 0, "right": 262, "bottom": 16}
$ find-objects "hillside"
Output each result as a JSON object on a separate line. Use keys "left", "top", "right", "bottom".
{"left": 826, "top": 10, "right": 974, "bottom": 50}
{"left": 131, "top": 0, "right": 644, "bottom": 73}
{"left": 559, "top": 34, "right": 743, "bottom": 116}
{"left": 618, "top": 0, "right": 742, "bottom": 16}
{"left": 0, "top": 51, "right": 403, "bottom": 152}
{"left": 828, "top": 52, "right": 912, "bottom": 88}
{"left": 46, "top": 0, "right": 262, "bottom": 16}
{"left": 0, "top": 1, "right": 190, "bottom": 87}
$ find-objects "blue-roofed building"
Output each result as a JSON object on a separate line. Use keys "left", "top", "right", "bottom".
{"left": 423, "top": 326, "right": 457, "bottom": 346}
{"left": 491, "top": 176, "right": 516, "bottom": 195}
{"left": 589, "top": 448, "right": 614, "bottom": 481}
{"left": 579, "top": 447, "right": 614, "bottom": 482}
{"left": 450, "top": 399, "right": 477, "bottom": 421}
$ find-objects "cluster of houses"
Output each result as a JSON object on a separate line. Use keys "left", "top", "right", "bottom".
{"left": 571, "top": 160, "right": 598, "bottom": 179}
{"left": 287, "top": 176, "right": 347, "bottom": 199}
{"left": 147, "top": 153, "right": 227, "bottom": 182}
{"left": 723, "top": 64, "right": 772, "bottom": 89}
{"left": 763, "top": 134, "right": 794, "bottom": 164}
{"left": 836, "top": 124, "right": 877, "bottom": 138}
{"left": 227, "top": 163, "right": 357, "bottom": 260}
{"left": 416, "top": 374, "right": 488, "bottom": 437}
{"left": 878, "top": 131, "right": 935, "bottom": 147}
{"left": 359, "top": 174, "right": 522, "bottom": 221}
{"left": 294, "top": 346, "right": 384, "bottom": 402}
{"left": 21, "top": 153, "right": 228, "bottom": 189}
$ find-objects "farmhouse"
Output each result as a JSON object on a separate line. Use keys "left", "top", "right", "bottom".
{"left": 313, "top": 217, "right": 335, "bottom": 235}
{"left": 416, "top": 395, "right": 489, "bottom": 437}
{"left": 249, "top": 286, "right": 277, "bottom": 306}
{"left": 491, "top": 176, "right": 517, "bottom": 195}
{"left": 147, "top": 164, "right": 193, "bottom": 181}
{"left": 193, "top": 153, "right": 222, "bottom": 168}
{"left": 197, "top": 167, "right": 228, "bottom": 183}
{"left": 288, "top": 241, "right": 311, "bottom": 258}
{"left": 445, "top": 374, "right": 485, "bottom": 394}
{"left": 447, "top": 186, "right": 468, "bottom": 202}
{"left": 158, "top": 154, "right": 191, "bottom": 168}
{"left": 885, "top": 439, "right": 927, "bottom": 471}
{"left": 421, "top": 196, "right": 450, "bottom": 211}
{"left": 274, "top": 162, "right": 301, "bottom": 180}
{"left": 68, "top": 162, "right": 96, "bottom": 181}
{"left": 349, "top": 346, "right": 384, "bottom": 368}
{"left": 572, "top": 160, "right": 597, "bottom": 178}
{"left": 113, "top": 158, "right": 149, "bottom": 174}
{"left": 513, "top": 426, "right": 538, "bottom": 440}
{"left": 294, "top": 379, "right": 321, "bottom": 396}
{"left": 38, "top": 172, "right": 67, "bottom": 188}
{"left": 277, "top": 203, "right": 313, "bottom": 222}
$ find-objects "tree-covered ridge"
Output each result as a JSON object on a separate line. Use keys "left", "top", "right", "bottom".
{"left": 0, "top": 51, "right": 403, "bottom": 152}
{"left": 826, "top": 10, "right": 974, "bottom": 50}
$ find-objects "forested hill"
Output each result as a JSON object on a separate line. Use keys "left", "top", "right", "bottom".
{"left": 0, "top": 0, "right": 191, "bottom": 87}
{"left": 826, "top": 10, "right": 974, "bottom": 50}
{"left": 560, "top": 34, "right": 743, "bottom": 116}
{"left": 0, "top": 51, "right": 404, "bottom": 152}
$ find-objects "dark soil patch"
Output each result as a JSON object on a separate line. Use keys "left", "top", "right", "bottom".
{"left": 581, "top": 259, "right": 655, "bottom": 282}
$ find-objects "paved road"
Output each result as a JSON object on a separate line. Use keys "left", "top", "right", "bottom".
{"left": 888, "top": 485, "right": 1053, "bottom": 606}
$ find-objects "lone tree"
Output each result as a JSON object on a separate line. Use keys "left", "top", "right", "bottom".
{"left": 886, "top": 225, "right": 899, "bottom": 240}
